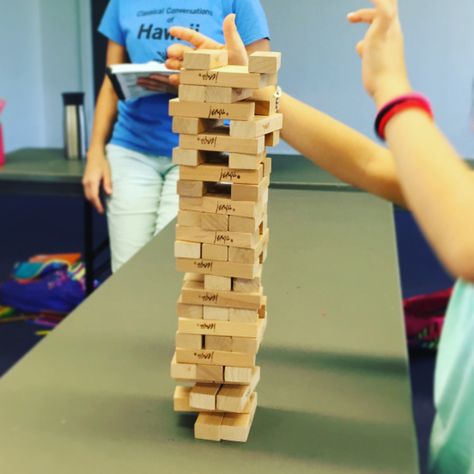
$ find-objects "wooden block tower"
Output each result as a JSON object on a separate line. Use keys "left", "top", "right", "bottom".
{"left": 170, "top": 49, "right": 282, "bottom": 442}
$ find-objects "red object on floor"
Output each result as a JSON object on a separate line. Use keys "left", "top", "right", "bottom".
{"left": 404, "top": 288, "right": 453, "bottom": 350}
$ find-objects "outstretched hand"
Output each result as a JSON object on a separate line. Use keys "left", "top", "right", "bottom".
{"left": 166, "top": 14, "right": 248, "bottom": 86}
{"left": 348, "top": 0, "right": 411, "bottom": 107}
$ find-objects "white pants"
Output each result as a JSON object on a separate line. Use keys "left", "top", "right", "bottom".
{"left": 106, "top": 144, "right": 179, "bottom": 273}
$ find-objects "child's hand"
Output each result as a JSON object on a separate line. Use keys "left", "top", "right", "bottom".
{"left": 348, "top": 0, "right": 412, "bottom": 107}
{"left": 166, "top": 14, "right": 248, "bottom": 86}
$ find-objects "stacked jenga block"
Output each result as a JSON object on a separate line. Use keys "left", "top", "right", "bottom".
{"left": 170, "top": 49, "right": 282, "bottom": 442}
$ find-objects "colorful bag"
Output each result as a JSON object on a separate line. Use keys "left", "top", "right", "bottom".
{"left": 0, "top": 254, "right": 85, "bottom": 315}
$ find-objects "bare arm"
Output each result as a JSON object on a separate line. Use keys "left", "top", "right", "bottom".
{"left": 245, "top": 38, "right": 270, "bottom": 55}
{"left": 386, "top": 111, "right": 474, "bottom": 281}
{"left": 350, "top": 0, "right": 474, "bottom": 282}
{"left": 83, "top": 40, "right": 126, "bottom": 213}
{"left": 280, "top": 93, "right": 406, "bottom": 207}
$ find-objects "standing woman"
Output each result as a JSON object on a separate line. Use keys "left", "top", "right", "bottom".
{"left": 83, "top": 1, "right": 270, "bottom": 273}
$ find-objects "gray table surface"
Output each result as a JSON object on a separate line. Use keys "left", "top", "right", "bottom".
{"left": 0, "top": 187, "right": 418, "bottom": 474}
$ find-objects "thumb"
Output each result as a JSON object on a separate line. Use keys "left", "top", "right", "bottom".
{"left": 223, "top": 14, "right": 248, "bottom": 66}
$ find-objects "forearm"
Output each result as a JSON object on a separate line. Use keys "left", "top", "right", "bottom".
{"left": 280, "top": 93, "right": 406, "bottom": 206}
{"left": 88, "top": 77, "right": 118, "bottom": 155}
{"left": 386, "top": 110, "right": 474, "bottom": 280}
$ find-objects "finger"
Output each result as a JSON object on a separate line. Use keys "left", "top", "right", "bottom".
{"left": 222, "top": 14, "right": 248, "bottom": 66}
{"left": 168, "top": 73, "right": 181, "bottom": 87}
{"left": 137, "top": 78, "right": 166, "bottom": 91}
{"left": 169, "top": 27, "right": 219, "bottom": 49}
{"left": 371, "top": 0, "right": 397, "bottom": 26}
{"left": 85, "top": 182, "right": 104, "bottom": 214}
{"left": 356, "top": 40, "right": 365, "bottom": 58}
{"left": 347, "top": 9, "right": 376, "bottom": 24}
{"left": 103, "top": 170, "right": 113, "bottom": 196}
{"left": 167, "top": 43, "right": 193, "bottom": 60}
{"left": 165, "top": 58, "right": 183, "bottom": 71}
{"left": 149, "top": 75, "right": 172, "bottom": 84}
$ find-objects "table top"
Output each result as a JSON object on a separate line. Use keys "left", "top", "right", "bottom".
{"left": 0, "top": 187, "right": 418, "bottom": 474}
{"left": 0, "top": 148, "right": 346, "bottom": 191}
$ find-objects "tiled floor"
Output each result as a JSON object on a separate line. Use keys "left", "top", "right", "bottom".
{"left": 0, "top": 196, "right": 452, "bottom": 473}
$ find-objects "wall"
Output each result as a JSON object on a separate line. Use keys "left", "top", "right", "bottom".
{"left": 0, "top": 0, "right": 45, "bottom": 151}
{"left": 0, "top": 0, "right": 93, "bottom": 153}
{"left": 261, "top": 0, "right": 474, "bottom": 157}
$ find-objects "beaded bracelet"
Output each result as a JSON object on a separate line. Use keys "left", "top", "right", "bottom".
{"left": 375, "top": 93, "right": 434, "bottom": 141}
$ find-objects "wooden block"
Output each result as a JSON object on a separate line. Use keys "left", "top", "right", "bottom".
{"left": 249, "top": 51, "right": 281, "bottom": 74}
{"left": 263, "top": 157, "right": 272, "bottom": 177}
{"left": 180, "top": 65, "right": 277, "bottom": 89}
{"left": 183, "top": 49, "right": 228, "bottom": 70}
{"left": 189, "top": 383, "right": 221, "bottom": 411}
{"left": 178, "top": 84, "right": 206, "bottom": 102}
{"left": 172, "top": 147, "right": 205, "bottom": 166}
{"left": 216, "top": 367, "right": 260, "bottom": 412}
{"left": 180, "top": 130, "right": 265, "bottom": 155}
{"left": 180, "top": 162, "right": 264, "bottom": 185}
{"left": 171, "top": 354, "right": 224, "bottom": 383}
{"left": 177, "top": 180, "right": 205, "bottom": 197}
{"left": 195, "top": 412, "right": 224, "bottom": 441}
{"left": 174, "top": 240, "right": 201, "bottom": 259}
{"left": 228, "top": 215, "right": 262, "bottom": 233}
{"left": 173, "top": 116, "right": 222, "bottom": 134}
{"left": 169, "top": 98, "right": 255, "bottom": 121}
{"left": 196, "top": 364, "right": 224, "bottom": 383}
{"left": 176, "top": 258, "right": 260, "bottom": 279}
{"left": 201, "top": 213, "right": 228, "bottom": 231}
{"left": 232, "top": 336, "right": 260, "bottom": 354}
{"left": 202, "top": 244, "right": 228, "bottom": 262}
{"left": 177, "top": 210, "right": 201, "bottom": 228}
{"left": 204, "top": 275, "right": 232, "bottom": 291}
{"left": 205, "top": 86, "right": 253, "bottom": 104}
{"left": 253, "top": 97, "right": 277, "bottom": 116}
{"left": 176, "top": 332, "right": 202, "bottom": 350}
{"left": 170, "top": 353, "right": 197, "bottom": 380}
{"left": 228, "top": 230, "right": 269, "bottom": 264}
{"left": 174, "top": 386, "right": 256, "bottom": 413}
{"left": 177, "top": 301, "right": 203, "bottom": 319}
{"left": 180, "top": 280, "right": 263, "bottom": 310}
{"left": 224, "top": 366, "right": 259, "bottom": 384}
{"left": 178, "top": 317, "right": 266, "bottom": 338}
{"left": 180, "top": 195, "right": 265, "bottom": 219}
{"left": 203, "top": 305, "right": 229, "bottom": 321}
{"left": 176, "top": 347, "right": 256, "bottom": 368}
{"left": 173, "top": 386, "right": 193, "bottom": 412}
{"left": 205, "top": 335, "right": 233, "bottom": 352}
{"left": 231, "top": 176, "right": 269, "bottom": 202}
{"left": 176, "top": 225, "right": 260, "bottom": 249}
{"left": 230, "top": 113, "right": 283, "bottom": 139}
{"left": 228, "top": 308, "right": 259, "bottom": 323}
{"left": 178, "top": 84, "right": 207, "bottom": 102}
{"left": 221, "top": 393, "right": 258, "bottom": 442}
{"left": 233, "top": 276, "right": 262, "bottom": 294}
{"left": 228, "top": 152, "right": 266, "bottom": 170}
{"left": 265, "top": 131, "right": 280, "bottom": 147}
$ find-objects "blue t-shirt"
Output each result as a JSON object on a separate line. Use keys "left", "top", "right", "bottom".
{"left": 99, "top": 0, "right": 270, "bottom": 157}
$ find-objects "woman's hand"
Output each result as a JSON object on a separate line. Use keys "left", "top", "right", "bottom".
{"left": 348, "top": 0, "right": 412, "bottom": 107}
{"left": 82, "top": 148, "right": 112, "bottom": 214}
{"left": 166, "top": 14, "right": 248, "bottom": 86}
{"left": 136, "top": 74, "right": 178, "bottom": 94}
